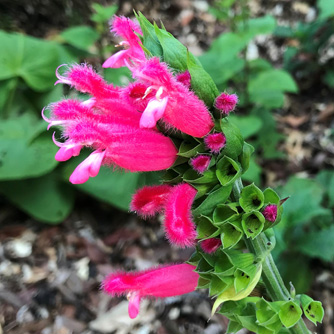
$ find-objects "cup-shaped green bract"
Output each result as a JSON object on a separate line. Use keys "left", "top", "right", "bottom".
{"left": 300, "top": 294, "right": 324, "bottom": 325}
{"left": 178, "top": 141, "right": 206, "bottom": 158}
{"left": 183, "top": 167, "right": 218, "bottom": 184}
{"left": 263, "top": 188, "right": 280, "bottom": 205}
{"left": 213, "top": 203, "right": 239, "bottom": 226}
{"left": 239, "top": 183, "right": 264, "bottom": 212}
{"left": 242, "top": 211, "right": 265, "bottom": 239}
{"left": 278, "top": 301, "right": 303, "bottom": 328}
{"left": 256, "top": 298, "right": 280, "bottom": 327}
{"left": 196, "top": 215, "right": 217, "bottom": 239}
{"left": 220, "top": 220, "right": 243, "bottom": 249}
{"left": 234, "top": 263, "right": 260, "bottom": 293}
{"left": 216, "top": 156, "right": 242, "bottom": 186}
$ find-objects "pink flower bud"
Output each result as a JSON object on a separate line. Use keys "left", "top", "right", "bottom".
{"left": 130, "top": 185, "right": 172, "bottom": 218}
{"left": 215, "top": 92, "right": 238, "bottom": 114}
{"left": 69, "top": 150, "right": 106, "bottom": 184}
{"left": 102, "top": 264, "right": 198, "bottom": 319}
{"left": 204, "top": 133, "right": 226, "bottom": 154}
{"left": 200, "top": 238, "right": 222, "bottom": 253}
{"left": 175, "top": 70, "right": 191, "bottom": 88}
{"left": 262, "top": 204, "right": 278, "bottom": 222}
{"left": 164, "top": 183, "right": 197, "bottom": 248}
{"left": 190, "top": 155, "right": 211, "bottom": 174}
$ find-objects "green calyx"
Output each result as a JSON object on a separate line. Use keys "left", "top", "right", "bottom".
{"left": 239, "top": 183, "right": 265, "bottom": 212}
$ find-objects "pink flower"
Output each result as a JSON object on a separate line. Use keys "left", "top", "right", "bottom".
{"left": 103, "top": 16, "right": 146, "bottom": 68}
{"left": 204, "top": 133, "right": 226, "bottom": 154}
{"left": 190, "top": 155, "right": 211, "bottom": 174}
{"left": 55, "top": 64, "right": 119, "bottom": 99}
{"left": 102, "top": 264, "right": 198, "bottom": 319}
{"left": 175, "top": 70, "right": 191, "bottom": 88}
{"left": 133, "top": 58, "right": 214, "bottom": 137}
{"left": 53, "top": 134, "right": 82, "bottom": 162}
{"left": 200, "top": 238, "right": 222, "bottom": 253}
{"left": 262, "top": 204, "right": 277, "bottom": 222}
{"left": 164, "top": 183, "right": 197, "bottom": 248}
{"left": 215, "top": 92, "right": 238, "bottom": 114}
{"left": 130, "top": 185, "right": 172, "bottom": 218}
{"left": 69, "top": 150, "right": 106, "bottom": 184}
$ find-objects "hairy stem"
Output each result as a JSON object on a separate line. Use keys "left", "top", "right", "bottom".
{"left": 233, "top": 178, "right": 311, "bottom": 334}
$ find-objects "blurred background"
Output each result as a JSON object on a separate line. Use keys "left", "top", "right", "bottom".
{"left": 0, "top": 0, "right": 333, "bottom": 333}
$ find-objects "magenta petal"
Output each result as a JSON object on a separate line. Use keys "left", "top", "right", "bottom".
{"left": 128, "top": 292, "right": 141, "bottom": 319}
{"left": 139, "top": 97, "right": 168, "bottom": 128}
{"left": 102, "top": 50, "right": 128, "bottom": 68}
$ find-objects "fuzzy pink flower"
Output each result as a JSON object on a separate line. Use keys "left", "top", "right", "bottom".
{"left": 55, "top": 64, "right": 119, "bottom": 99}
{"left": 164, "top": 183, "right": 197, "bottom": 248}
{"left": 262, "top": 204, "right": 278, "bottom": 222}
{"left": 133, "top": 58, "right": 214, "bottom": 137}
{"left": 53, "top": 134, "right": 82, "bottom": 162}
{"left": 215, "top": 92, "right": 238, "bottom": 114}
{"left": 204, "top": 133, "right": 226, "bottom": 154}
{"left": 201, "top": 238, "right": 222, "bottom": 254}
{"left": 190, "top": 155, "right": 211, "bottom": 174}
{"left": 102, "top": 264, "right": 198, "bottom": 319}
{"left": 103, "top": 16, "right": 146, "bottom": 68}
{"left": 69, "top": 150, "right": 106, "bottom": 184}
{"left": 130, "top": 185, "right": 172, "bottom": 218}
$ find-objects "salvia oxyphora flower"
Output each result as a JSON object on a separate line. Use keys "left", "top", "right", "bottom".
{"left": 215, "top": 92, "right": 238, "bottom": 114}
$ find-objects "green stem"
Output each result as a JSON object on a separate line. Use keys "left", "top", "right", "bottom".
{"left": 233, "top": 179, "right": 311, "bottom": 334}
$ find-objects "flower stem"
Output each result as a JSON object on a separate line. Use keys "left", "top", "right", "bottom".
{"left": 233, "top": 179, "right": 311, "bottom": 334}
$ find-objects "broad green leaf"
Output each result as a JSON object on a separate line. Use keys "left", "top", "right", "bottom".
{"left": 0, "top": 173, "right": 74, "bottom": 224}
{"left": 0, "top": 115, "right": 58, "bottom": 180}
{"left": 91, "top": 4, "right": 118, "bottom": 23}
{"left": 237, "top": 15, "right": 276, "bottom": 40}
{"left": 229, "top": 115, "right": 263, "bottom": 139}
{"left": 60, "top": 26, "right": 99, "bottom": 50}
{"left": 242, "top": 157, "right": 262, "bottom": 184}
{"left": 318, "top": 0, "right": 334, "bottom": 20}
{"left": 316, "top": 170, "right": 334, "bottom": 207}
{"left": 0, "top": 30, "right": 59, "bottom": 91}
{"left": 104, "top": 67, "right": 131, "bottom": 85}
{"left": 295, "top": 226, "right": 334, "bottom": 262}
{"left": 248, "top": 70, "right": 298, "bottom": 108}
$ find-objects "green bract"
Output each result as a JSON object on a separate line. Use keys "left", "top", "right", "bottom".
{"left": 216, "top": 156, "right": 242, "bottom": 186}
{"left": 240, "top": 183, "right": 265, "bottom": 212}
{"left": 242, "top": 211, "right": 265, "bottom": 239}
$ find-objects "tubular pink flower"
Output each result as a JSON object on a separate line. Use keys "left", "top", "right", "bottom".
{"left": 102, "top": 264, "right": 199, "bottom": 319}
{"left": 56, "top": 64, "right": 120, "bottom": 99}
{"left": 190, "top": 155, "right": 211, "bottom": 174}
{"left": 215, "top": 92, "right": 238, "bottom": 114}
{"left": 41, "top": 107, "right": 70, "bottom": 130}
{"left": 69, "top": 150, "right": 106, "bottom": 184}
{"left": 262, "top": 204, "right": 278, "bottom": 222}
{"left": 103, "top": 16, "right": 146, "bottom": 69}
{"left": 130, "top": 185, "right": 172, "bottom": 218}
{"left": 204, "top": 133, "right": 226, "bottom": 154}
{"left": 133, "top": 58, "right": 214, "bottom": 137}
{"left": 200, "top": 238, "right": 222, "bottom": 254}
{"left": 164, "top": 183, "right": 197, "bottom": 248}
{"left": 139, "top": 96, "right": 168, "bottom": 128}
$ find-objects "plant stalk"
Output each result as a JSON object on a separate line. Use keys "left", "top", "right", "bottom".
{"left": 233, "top": 178, "right": 311, "bottom": 334}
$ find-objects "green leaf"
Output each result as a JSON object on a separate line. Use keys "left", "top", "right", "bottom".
{"left": 316, "top": 169, "right": 334, "bottom": 207}
{"left": 239, "top": 183, "right": 264, "bottom": 212}
{"left": 278, "top": 301, "right": 302, "bottom": 328}
{"left": 318, "top": 0, "right": 334, "bottom": 20}
{"left": 226, "top": 320, "right": 243, "bottom": 334}
{"left": 216, "top": 156, "right": 242, "bottom": 187}
{"left": 295, "top": 225, "right": 334, "bottom": 262}
{"left": 0, "top": 173, "right": 74, "bottom": 223}
{"left": 236, "top": 15, "right": 276, "bottom": 40}
{"left": 0, "top": 115, "right": 58, "bottom": 180}
{"left": 229, "top": 115, "right": 263, "bottom": 139}
{"left": 242, "top": 157, "right": 262, "bottom": 184}
{"left": 60, "top": 26, "right": 99, "bottom": 50}
{"left": 0, "top": 30, "right": 59, "bottom": 91}
{"left": 219, "top": 118, "right": 244, "bottom": 160}
{"left": 300, "top": 295, "right": 324, "bottom": 325}
{"left": 187, "top": 57, "right": 220, "bottom": 107}
{"left": 248, "top": 70, "right": 298, "bottom": 108}
{"left": 242, "top": 211, "right": 265, "bottom": 239}
{"left": 91, "top": 3, "right": 118, "bottom": 23}
{"left": 193, "top": 185, "right": 232, "bottom": 216}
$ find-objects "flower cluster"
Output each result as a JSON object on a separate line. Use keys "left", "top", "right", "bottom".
{"left": 43, "top": 15, "right": 242, "bottom": 319}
